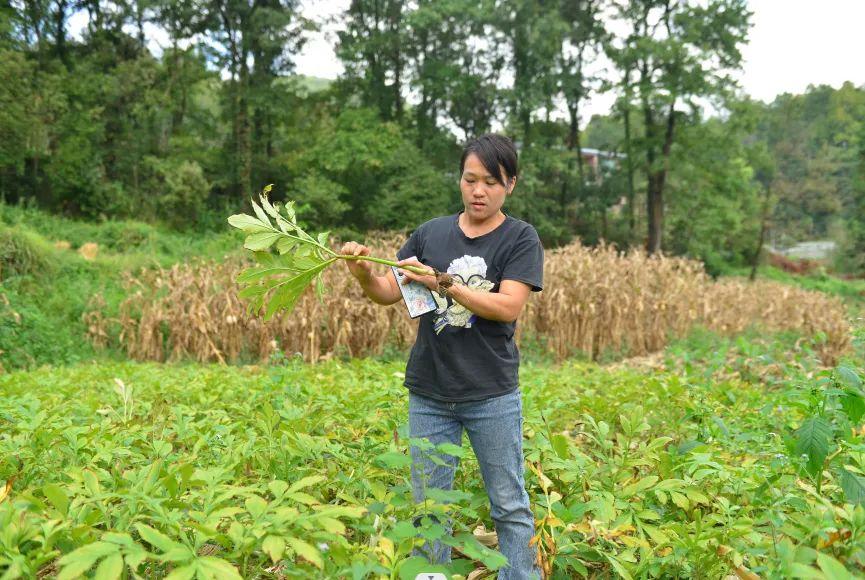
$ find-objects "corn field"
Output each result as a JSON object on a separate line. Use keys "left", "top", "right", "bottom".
{"left": 87, "top": 238, "right": 851, "bottom": 366}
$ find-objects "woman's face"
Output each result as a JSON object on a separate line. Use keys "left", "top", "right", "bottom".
{"left": 459, "top": 153, "right": 514, "bottom": 223}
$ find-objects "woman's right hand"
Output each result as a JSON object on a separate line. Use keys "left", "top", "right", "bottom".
{"left": 340, "top": 241, "right": 373, "bottom": 281}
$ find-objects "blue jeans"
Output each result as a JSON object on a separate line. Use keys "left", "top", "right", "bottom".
{"left": 408, "top": 389, "right": 540, "bottom": 579}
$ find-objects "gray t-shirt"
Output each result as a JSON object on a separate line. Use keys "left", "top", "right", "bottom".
{"left": 396, "top": 212, "right": 544, "bottom": 402}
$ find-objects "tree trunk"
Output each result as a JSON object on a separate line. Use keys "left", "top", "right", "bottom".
{"left": 54, "top": 0, "right": 69, "bottom": 68}
{"left": 644, "top": 102, "right": 675, "bottom": 255}
{"left": 750, "top": 183, "right": 772, "bottom": 281}
{"left": 567, "top": 104, "right": 584, "bottom": 183}
{"left": 623, "top": 101, "right": 636, "bottom": 238}
{"left": 237, "top": 60, "right": 252, "bottom": 198}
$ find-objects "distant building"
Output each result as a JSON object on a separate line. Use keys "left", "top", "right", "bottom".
{"left": 769, "top": 240, "right": 837, "bottom": 261}
{"left": 512, "top": 141, "right": 625, "bottom": 182}
{"left": 580, "top": 148, "right": 626, "bottom": 178}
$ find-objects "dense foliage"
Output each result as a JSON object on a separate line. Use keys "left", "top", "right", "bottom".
{"left": 1, "top": 329, "right": 864, "bottom": 578}
{"left": 2, "top": 0, "right": 863, "bottom": 272}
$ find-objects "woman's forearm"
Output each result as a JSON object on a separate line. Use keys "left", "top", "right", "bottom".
{"left": 447, "top": 284, "right": 523, "bottom": 323}
{"left": 357, "top": 272, "right": 401, "bottom": 306}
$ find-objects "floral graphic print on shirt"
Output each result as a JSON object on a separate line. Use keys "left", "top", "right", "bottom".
{"left": 432, "top": 254, "right": 495, "bottom": 334}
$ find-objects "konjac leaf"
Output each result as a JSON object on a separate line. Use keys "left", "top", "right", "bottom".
{"left": 795, "top": 417, "right": 832, "bottom": 476}
{"left": 840, "top": 392, "right": 865, "bottom": 424}
{"left": 840, "top": 468, "right": 865, "bottom": 505}
{"left": 93, "top": 552, "right": 124, "bottom": 580}
{"left": 262, "top": 535, "right": 285, "bottom": 563}
{"left": 228, "top": 214, "right": 270, "bottom": 233}
{"left": 197, "top": 556, "right": 243, "bottom": 580}
{"left": 164, "top": 564, "right": 198, "bottom": 580}
{"left": 43, "top": 483, "right": 69, "bottom": 516}
{"left": 251, "top": 199, "right": 271, "bottom": 226}
{"left": 288, "top": 475, "right": 325, "bottom": 493}
{"left": 286, "top": 537, "right": 323, "bottom": 569}
{"left": 135, "top": 523, "right": 182, "bottom": 554}
{"left": 836, "top": 366, "right": 863, "bottom": 392}
{"left": 58, "top": 542, "right": 117, "bottom": 580}
{"left": 244, "top": 232, "right": 281, "bottom": 252}
{"left": 276, "top": 237, "right": 297, "bottom": 254}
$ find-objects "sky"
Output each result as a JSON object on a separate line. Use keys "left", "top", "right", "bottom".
{"left": 293, "top": 0, "right": 865, "bottom": 120}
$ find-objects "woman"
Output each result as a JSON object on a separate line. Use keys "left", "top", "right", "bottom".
{"left": 341, "top": 134, "right": 543, "bottom": 579}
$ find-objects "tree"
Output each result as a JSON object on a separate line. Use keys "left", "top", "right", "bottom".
{"left": 607, "top": 0, "right": 751, "bottom": 253}
{"left": 205, "top": 0, "right": 308, "bottom": 198}
{"left": 337, "top": 0, "right": 406, "bottom": 122}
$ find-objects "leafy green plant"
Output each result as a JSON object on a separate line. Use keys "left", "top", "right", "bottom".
{"left": 227, "top": 186, "right": 438, "bottom": 319}
{"left": 790, "top": 364, "right": 865, "bottom": 500}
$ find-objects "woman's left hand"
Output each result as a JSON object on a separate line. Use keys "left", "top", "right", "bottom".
{"left": 396, "top": 257, "right": 439, "bottom": 291}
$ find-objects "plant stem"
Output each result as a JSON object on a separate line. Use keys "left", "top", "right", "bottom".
{"left": 338, "top": 255, "right": 433, "bottom": 277}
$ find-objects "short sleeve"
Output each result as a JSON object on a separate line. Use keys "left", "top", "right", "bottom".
{"left": 501, "top": 225, "right": 544, "bottom": 292}
{"left": 397, "top": 225, "right": 423, "bottom": 261}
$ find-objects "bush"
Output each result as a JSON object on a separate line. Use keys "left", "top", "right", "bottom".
{"left": 143, "top": 157, "right": 211, "bottom": 229}
{"left": 0, "top": 226, "right": 57, "bottom": 281}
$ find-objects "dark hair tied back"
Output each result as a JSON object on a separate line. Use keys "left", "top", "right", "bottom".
{"left": 460, "top": 134, "right": 519, "bottom": 187}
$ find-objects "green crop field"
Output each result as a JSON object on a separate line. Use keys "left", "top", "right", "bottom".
{"left": 2, "top": 329, "right": 864, "bottom": 579}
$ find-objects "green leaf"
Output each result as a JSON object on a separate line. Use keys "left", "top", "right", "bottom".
{"left": 59, "top": 542, "right": 117, "bottom": 564}
{"left": 260, "top": 194, "right": 281, "bottom": 221}
{"left": 93, "top": 552, "right": 123, "bottom": 580}
{"left": 43, "top": 483, "right": 69, "bottom": 516}
{"left": 83, "top": 470, "right": 100, "bottom": 495}
{"left": 621, "top": 476, "right": 659, "bottom": 497}
{"left": 135, "top": 523, "right": 181, "bottom": 554}
{"left": 434, "top": 443, "right": 466, "bottom": 458}
{"left": 58, "top": 542, "right": 117, "bottom": 579}
{"left": 288, "top": 475, "right": 325, "bottom": 493}
{"left": 816, "top": 552, "right": 853, "bottom": 579}
{"left": 251, "top": 199, "right": 272, "bottom": 227}
{"left": 670, "top": 491, "right": 689, "bottom": 510}
{"left": 244, "top": 232, "right": 281, "bottom": 252}
{"left": 313, "top": 505, "right": 367, "bottom": 519}
{"left": 164, "top": 564, "right": 198, "bottom": 580}
{"left": 245, "top": 495, "right": 268, "bottom": 519}
{"left": 262, "top": 261, "right": 330, "bottom": 320}
{"left": 262, "top": 535, "right": 285, "bottom": 563}
{"left": 276, "top": 237, "right": 297, "bottom": 255}
{"left": 197, "top": 556, "right": 242, "bottom": 580}
{"left": 286, "top": 537, "right": 323, "bottom": 569}
{"left": 268, "top": 480, "right": 289, "bottom": 498}
{"left": 316, "top": 516, "right": 345, "bottom": 534}
{"left": 396, "top": 556, "right": 449, "bottom": 580}
{"left": 57, "top": 557, "right": 100, "bottom": 580}
{"left": 375, "top": 451, "right": 413, "bottom": 468}
{"left": 795, "top": 417, "right": 832, "bottom": 476}
{"left": 283, "top": 201, "right": 297, "bottom": 224}
{"left": 237, "top": 266, "right": 291, "bottom": 285}
{"left": 836, "top": 366, "right": 863, "bottom": 391}
{"left": 840, "top": 468, "right": 865, "bottom": 505}
{"left": 102, "top": 533, "right": 134, "bottom": 547}
{"left": 789, "top": 563, "right": 824, "bottom": 579}
{"left": 228, "top": 214, "right": 270, "bottom": 233}
{"left": 605, "top": 555, "right": 634, "bottom": 580}
{"left": 840, "top": 392, "right": 865, "bottom": 424}
{"left": 551, "top": 434, "right": 570, "bottom": 459}
{"left": 316, "top": 231, "right": 330, "bottom": 248}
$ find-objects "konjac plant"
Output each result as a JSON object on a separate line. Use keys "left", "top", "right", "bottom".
{"left": 227, "top": 186, "right": 453, "bottom": 319}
